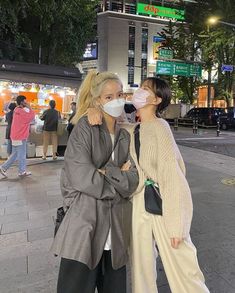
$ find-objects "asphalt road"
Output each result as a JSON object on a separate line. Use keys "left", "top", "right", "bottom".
{"left": 173, "top": 126, "right": 235, "bottom": 158}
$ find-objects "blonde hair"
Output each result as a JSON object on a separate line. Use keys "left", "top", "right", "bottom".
{"left": 72, "top": 70, "right": 123, "bottom": 124}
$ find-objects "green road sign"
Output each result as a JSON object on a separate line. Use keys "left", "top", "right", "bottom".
{"left": 175, "top": 62, "right": 188, "bottom": 76}
{"left": 137, "top": 3, "right": 185, "bottom": 20}
{"left": 156, "top": 61, "right": 202, "bottom": 77}
{"left": 159, "top": 49, "right": 173, "bottom": 59}
{"left": 189, "top": 64, "right": 202, "bottom": 76}
{"left": 156, "top": 61, "right": 174, "bottom": 75}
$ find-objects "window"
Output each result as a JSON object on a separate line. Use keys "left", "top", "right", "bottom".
{"left": 125, "top": 0, "right": 136, "bottom": 14}
{"left": 111, "top": 1, "right": 123, "bottom": 12}
{"left": 141, "top": 28, "right": 148, "bottom": 81}
{"left": 128, "top": 26, "right": 135, "bottom": 85}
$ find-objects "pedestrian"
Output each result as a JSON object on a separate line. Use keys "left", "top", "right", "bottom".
{"left": 3, "top": 96, "right": 16, "bottom": 114}
{"left": 40, "top": 100, "right": 60, "bottom": 160}
{"left": 51, "top": 70, "right": 139, "bottom": 293}
{"left": 0, "top": 95, "right": 35, "bottom": 178}
{"left": 66, "top": 101, "right": 76, "bottom": 136}
{"left": 5, "top": 102, "right": 17, "bottom": 156}
{"left": 87, "top": 77, "right": 210, "bottom": 293}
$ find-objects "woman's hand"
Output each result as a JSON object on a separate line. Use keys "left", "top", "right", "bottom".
{"left": 121, "top": 160, "right": 131, "bottom": 171}
{"left": 98, "top": 169, "right": 106, "bottom": 175}
{"left": 170, "top": 237, "right": 183, "bottom": 249}
{"left": 87, "top": 108, "right": 103, "bottom": 125}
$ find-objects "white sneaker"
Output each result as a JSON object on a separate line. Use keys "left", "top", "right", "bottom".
{"left": 18, "top": 171, "right": 32, "bottom": 177}
{"left": 42, "top": 156, "right": 47, "bottom": 160}
{"left": 0, "top": 167, "right": 7, "bottom": 178}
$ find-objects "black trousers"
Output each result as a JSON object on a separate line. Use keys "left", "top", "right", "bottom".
{"left": 57, "top": 251, "right": 126, "bottom": 293}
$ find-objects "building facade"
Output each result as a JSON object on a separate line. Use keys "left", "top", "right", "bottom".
{"left": 97, "top": 1, "right": 185, "bottom": 92}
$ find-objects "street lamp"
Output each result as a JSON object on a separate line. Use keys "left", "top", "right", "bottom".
{"left": 208, "top": 17, "right": 235, "bottom": 28}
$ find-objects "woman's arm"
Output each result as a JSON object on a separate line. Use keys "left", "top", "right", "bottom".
{"left": 157, "top": 121, "right": 193, "bottom": 240}
{"left": 62, "top": 117, "right": 117, "bottom": 201}
{"left": 104, "top": 155, "right": 139, "bottom": 198}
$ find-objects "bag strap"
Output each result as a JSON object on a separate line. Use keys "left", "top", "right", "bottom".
{"left": 134, "top": 124, "right": 140, "bottom": 163}
{"left": 134, "top": 124, "right": 159, "bottom": 187}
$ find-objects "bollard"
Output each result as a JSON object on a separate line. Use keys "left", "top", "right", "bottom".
{"left": 193, "top": 117, "right": 196, "bottom": 134}
{"left": 174, "top": 118, "right": 178, "bottom": 131}
{"left": 195, "top": 117, "right": 198, "bottom": 134}
{"left": 216, "top": 119, "right": 220, "bottom": 137}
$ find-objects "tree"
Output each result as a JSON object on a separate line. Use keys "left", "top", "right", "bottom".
{"left": 157, "top": 0, "right": 235, "bottom": 105}
{"left": 157, "top": 20, "right": 202, "bottom": 104}
{"left": 0, "top": 0, "right": 99, "bottom": 66}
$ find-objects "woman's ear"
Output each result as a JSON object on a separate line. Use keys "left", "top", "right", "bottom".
{"left": 152, "top": 96, "right": 162, "bottom": 106}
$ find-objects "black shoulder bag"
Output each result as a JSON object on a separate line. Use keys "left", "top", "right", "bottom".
{"left": 134, "top": 125, "right": 162, "bottom": 216}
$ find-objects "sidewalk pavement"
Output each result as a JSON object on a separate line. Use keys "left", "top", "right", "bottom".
{"left": 0, "top": 147, "right": 235, "bottom": 293}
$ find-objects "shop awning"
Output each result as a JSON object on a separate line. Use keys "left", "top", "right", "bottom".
{"left": 0, "top": 60, "right": 82, "bottom": 88}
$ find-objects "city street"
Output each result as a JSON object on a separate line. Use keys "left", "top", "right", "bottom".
{"left": 174, "top": 127, "right": 235, "bottom": 158}
{"left": 0, "top": 130, "right": 235, "bottom": 292}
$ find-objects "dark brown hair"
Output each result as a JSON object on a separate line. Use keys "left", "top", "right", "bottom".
{"left": 141, "top": 77, "right": 171, "bottom": 114}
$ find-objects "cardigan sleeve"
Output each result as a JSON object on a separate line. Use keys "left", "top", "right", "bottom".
{"left": 61, "top": 117, "right": 117, "bottom": 203}
{"left": 157, "top": 121, "right": 193, "bottom": 238}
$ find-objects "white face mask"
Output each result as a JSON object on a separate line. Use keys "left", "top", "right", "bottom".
{"left": 102, "top": 98, "right": 125, "bottom": 118}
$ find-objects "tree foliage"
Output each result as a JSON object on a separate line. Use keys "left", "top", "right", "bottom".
{"left": 0, "top": 0, "right": 98, "bottom": 66}
{"left": 157, "top": 0, "right": 235, "bottom": 105}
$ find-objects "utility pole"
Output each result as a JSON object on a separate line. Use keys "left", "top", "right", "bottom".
{"left": 207, "top": 24, "right": 212, "bottom": 107}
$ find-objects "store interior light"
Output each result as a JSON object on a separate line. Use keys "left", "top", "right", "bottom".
{"left": 10, "top": 86, "right": 18, "bottom": 93}
{"left": 59, "top": 90, "right": 66, "bottom": 98}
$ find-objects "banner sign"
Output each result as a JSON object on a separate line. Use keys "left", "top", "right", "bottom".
{"left": 153, "top": 36, "right": 166, "bottom": 60}
{"left": 137, "top": 3, "right": 185, "bottom": 20}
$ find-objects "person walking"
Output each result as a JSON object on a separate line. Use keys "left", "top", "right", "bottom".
{"left": 5, "top": 102, "right": 16, "bottom": 156}
{"left": 40, "top": 100, "right": 60, "bottom": 160}
{"left": 0, "top": 95, "right": 35, "bottom": 178}
{"left": 86, "top": 78, "right": 210, "bottom": 293}
{"left": 66, "top": 101, "right": 76, "bottom": 136}
{"left": 51, "top": 70, "right": 139, "bottom": 293}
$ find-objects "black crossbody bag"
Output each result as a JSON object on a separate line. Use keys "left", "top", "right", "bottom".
{"left": 134, "top": 125, "right": 162, "bottom": 216}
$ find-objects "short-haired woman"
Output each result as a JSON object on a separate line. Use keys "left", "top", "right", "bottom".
{"left": 129, "top": 77, "right": 210, "bottom": 293}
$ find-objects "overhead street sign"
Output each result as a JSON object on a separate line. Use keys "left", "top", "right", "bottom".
{"left": 156, "top": 61, "right": 202, "bottom": 77}
{"left": 159, "top": 49, "right": 173, "bottom": 59}
{"left": 221, "top": 64, "right": 234, "bottom": 72}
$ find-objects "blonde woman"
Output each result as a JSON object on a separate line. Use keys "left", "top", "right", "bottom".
{"left": 87, "top": 77, "right": 210, "bottom": 293}
{"left": 52, "top": 71, "right": 138, "bottom": 293}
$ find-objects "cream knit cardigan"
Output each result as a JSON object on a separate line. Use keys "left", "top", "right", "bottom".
{"left": 129, "top": 118, "right": 193, "bottom": 239}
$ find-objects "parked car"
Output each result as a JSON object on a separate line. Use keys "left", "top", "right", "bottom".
{"left": 178, "top": 107, "right": 226, "bottom": 127}
{"left": 220, "top": 107, "right": 235, "bottom": 130}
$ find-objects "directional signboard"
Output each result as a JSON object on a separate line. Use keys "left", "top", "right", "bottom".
{"left": 156, "top": 61, "right": 174, "bottom": 75}
{"left": 156, "top": 61, "right": 202, "bottom": 77}
{"left": 159, "top": 49, "right": 173, "bottom": 59}
{"left": 221, "top": 64, "right": 234, "bottom": 72}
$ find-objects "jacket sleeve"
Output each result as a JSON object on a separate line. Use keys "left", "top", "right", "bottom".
{"left": 158, "top": 121, "right": 193, "bottom": 239}
{"left": 62, "top": 118, "right": 117, "bottom": 201}
{"left": 40, "top": 110, "right": 46, "bottom": 121}
{"left": 104, "top": 155, "right": 139, "bottom": 198}
{"left": 21, "top": 108, "right": 35, "bottom": 124}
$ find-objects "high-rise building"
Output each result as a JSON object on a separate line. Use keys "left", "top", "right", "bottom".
{"left": 97, "top": 1, "right": 187, "bottom": 91}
